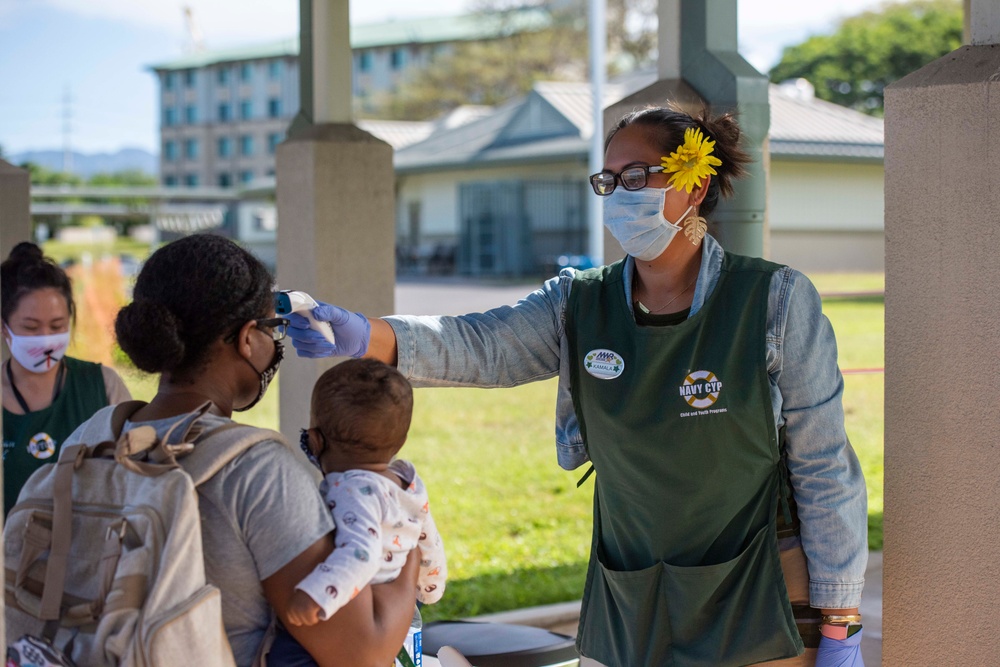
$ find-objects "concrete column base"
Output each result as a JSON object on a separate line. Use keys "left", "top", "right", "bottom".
{"left": 884, "top": 44, "right": 1000, "bottom": 664}
{"left": 275, "top": 124, "right": 395, "bottom": 440}
{"left": 0, "top": 157, "right": 29, "bottom": 646}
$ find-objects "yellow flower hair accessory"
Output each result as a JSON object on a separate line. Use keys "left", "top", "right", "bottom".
{"left": 660, "top": 127, "right": 723, "bottom": 193}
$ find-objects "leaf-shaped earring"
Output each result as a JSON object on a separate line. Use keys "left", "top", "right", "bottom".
{"left": 683, "top": 215, "right": 708, "bottom": 245}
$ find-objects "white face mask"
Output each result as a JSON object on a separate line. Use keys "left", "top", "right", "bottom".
{"left": 602, "top": 185, "right": 693, "bottom": 261}
{"left": 4, "top": 328, "right": 71, "bottom": 373}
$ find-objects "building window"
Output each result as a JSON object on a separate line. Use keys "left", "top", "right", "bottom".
{"left": 240, "top": 170, "right": 254, "bottom": 184}
{"left": 164, "top": 107, "right": 177, "bottom": 126}
{"left": 184, "top": 69, "right": 196, "bottom": 87}
{"left": 390, "top": 48, "right": 405, "bottom": 70}
{"left": 184, "top": 173, "right": 199, "bottom": 187}
{"left": 268, "top": 60, "right": 282, "bottom": 79}
{"left": 164, "top": 72, "right": 175, "bottom": 90}
{"left": 217, "top": 67, "right": 229, "bottom": 85}
{"left": 218, "top": 173, "right": 232, "bottom": 188}
{"left": 240, "top": 63, "right": 252, "bottom": 82}
{"left": 184, "top": 105, "right": 197, "bottom": 124}
{"left": 359, "top": 51, "right": 373, "bottom": 72}
{"left": 164, "top": 174, "right": 177, "bottom": 187}
{"left": 240, "top": 134, "right": 254, "bottom": 156}
{"left": 218, "top": 103, "right": 231, "bottom": 122}
{"left": 184, "top": 138, "right": 199, "bottom": 159}
{"left": 163, "top": 140, "right": 177, "bottom": 161}
{"left": 267, "top": 98, "right": 281, "bottom": 119}
{"left": 240, "top": 100, "right": 253, "bottom": 120}
{"left": 217, "top": 136, "right": 232, "bottom": 158}
{"left": 267, "top": 132, "right": 282, "bottom": 155}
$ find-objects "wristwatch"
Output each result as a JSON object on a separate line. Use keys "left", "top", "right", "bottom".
{"left": 820, "top": 614, "right": 863, "bottom": 640}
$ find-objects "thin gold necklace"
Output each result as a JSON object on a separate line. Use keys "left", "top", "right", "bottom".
{"left": 634, "top": 274, "right": 697, "bottom": 314}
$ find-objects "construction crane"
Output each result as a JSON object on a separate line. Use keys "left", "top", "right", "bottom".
{"left": 183, "top": 5, "right": 205, "bottom": 54}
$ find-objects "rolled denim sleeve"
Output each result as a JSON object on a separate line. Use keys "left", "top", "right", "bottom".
{"left": 770, "top": 268, "right": 868, "bottom": 609}
{"left": 385, "top": 271, "right": 571, "bottom": 388}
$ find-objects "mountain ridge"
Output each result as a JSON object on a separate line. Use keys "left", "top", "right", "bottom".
{"left": 8, "top": 148, "right": 157, "bottom": 178}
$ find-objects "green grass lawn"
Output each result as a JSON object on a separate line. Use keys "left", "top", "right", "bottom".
{"left": 115, "top": 271, "right": 884, "bottom": 622}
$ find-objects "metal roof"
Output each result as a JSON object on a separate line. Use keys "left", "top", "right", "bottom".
{"left": 356, "top": 120, "right": 434, "bottom": 150}
{"left": 149, "top": 10, "right": 549, "bottom": 71}
{"left": 395, "top": 78, "right": 885, "bottom": 172}
{"left": 769, "top": 86, "right": 884, "bottom": 160}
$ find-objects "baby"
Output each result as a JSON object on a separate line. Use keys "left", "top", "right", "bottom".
{"left": 287, "top": 358, "right": 446, "bottom": 627}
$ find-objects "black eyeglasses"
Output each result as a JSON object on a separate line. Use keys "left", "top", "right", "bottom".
{"left": 255, "top": 317, "right": 289, "bottom": 341}
{"left": 589, "top": 165, "right": 666, "bottom": 196}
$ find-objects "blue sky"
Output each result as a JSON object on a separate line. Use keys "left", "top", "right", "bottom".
{"left": 0, "top": 0, "right": 892, "bottom": 156}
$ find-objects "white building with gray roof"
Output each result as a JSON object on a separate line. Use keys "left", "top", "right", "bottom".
{"left": 393, "top": 77, "right": 885, "bottom": 275}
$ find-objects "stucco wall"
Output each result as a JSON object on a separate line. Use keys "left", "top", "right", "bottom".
{"left": 883, "top": 44, "right": 1000, "bottom": 664}
{"left": 769, "top": 160, "right": 884, "bottom": 232}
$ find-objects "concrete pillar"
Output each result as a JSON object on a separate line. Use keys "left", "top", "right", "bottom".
{"left": 0, "top": 157, "right": 28, "bottom": 646}
{"left": 883, "top": 6, "right": 1000, "bottom": 662}
{"left": 276, "top": 0, "right": 395, "bottom": 440}
{"left": 602, "top": 0, "right": 769, "bottom": 263}
{"left": 678, "top": 0, "right": 768, "bottom": 257}
{"left": 0, "top": 158, "right": 32, "bottom": 261}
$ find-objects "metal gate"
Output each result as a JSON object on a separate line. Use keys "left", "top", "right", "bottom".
{"left": 458, "top": 180, "right": 587, "bottom": 276}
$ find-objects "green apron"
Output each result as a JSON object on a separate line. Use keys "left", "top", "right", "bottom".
{"left": 3, "top": 356, "right": 108, "bottom": 514}
{"left": 567, "top": 254, "right": 801, "bottom": 667}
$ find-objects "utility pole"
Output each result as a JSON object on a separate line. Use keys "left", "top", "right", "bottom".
{"left": 62, "top": 86, "right": 73, "bottom": 176}
{"left": 588, "top": 0, "right": 606, "bottom": 265}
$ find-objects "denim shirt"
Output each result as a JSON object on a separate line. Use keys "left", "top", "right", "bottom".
{"left": 386, "top": 234, "right": 867, "bottom": 609}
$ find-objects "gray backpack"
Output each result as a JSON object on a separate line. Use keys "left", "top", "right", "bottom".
{"left": 4, "top": 402, "right": 280, "bottom": 666}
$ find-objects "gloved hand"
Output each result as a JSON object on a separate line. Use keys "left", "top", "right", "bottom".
{"left": 815, "top": 627, "right": 865, "bottom": 667}
{"left": 286, "top": 302, "right": 371, "bottom": 358}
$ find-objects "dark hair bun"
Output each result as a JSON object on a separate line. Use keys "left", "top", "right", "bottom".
{"left": 115, "top": 300, "right": 185, "bottom": 373}
{"left": 7, "top": 242, "right": 45, "bottom": 264}
{"left": 693, "top": 108, "right": 749, "bottom": 198}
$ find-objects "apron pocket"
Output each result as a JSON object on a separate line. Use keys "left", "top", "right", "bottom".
{"left": 578, "top": 556, "right": 673, "bottom": 667}
{"left": 661, "top": 522, "right": 801, "bottom": 667}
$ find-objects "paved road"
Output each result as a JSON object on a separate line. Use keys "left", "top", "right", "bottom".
{"left": 395, "top": 277, "right": 543, "bottom": 315}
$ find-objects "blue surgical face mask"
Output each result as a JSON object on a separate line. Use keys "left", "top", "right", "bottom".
{"left": 299, "top": 428, "right": 323, "bottom": 471}
{"left": 602, "top": 186, "right": 693, "bottom": 261}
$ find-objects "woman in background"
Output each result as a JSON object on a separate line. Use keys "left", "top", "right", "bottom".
{"left": 1, "top": 242, "right": 130, "bottom": 514}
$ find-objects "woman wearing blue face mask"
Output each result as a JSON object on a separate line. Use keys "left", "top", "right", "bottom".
{"left": 286, "top": 105, "right": 868, "bottom": 667}
{"left": 1, "top": 242, "right": 131, "bottom": 514}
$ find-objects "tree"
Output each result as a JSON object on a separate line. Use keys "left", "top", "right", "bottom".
{"left": 768, "top": 0, "right": 963, "bottom": 116}
{"left": 87, "top": 170, "right": 157, "bottom": 187}
{"left": 363, "top": 0, "right": 657, "bottom": 121}
{"left": 20, "top": 162, "right": 83, "bottom": 187}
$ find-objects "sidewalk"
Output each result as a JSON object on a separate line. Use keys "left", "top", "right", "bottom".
{"left": 465, "top": 550, "right": 883, "bottom": 665}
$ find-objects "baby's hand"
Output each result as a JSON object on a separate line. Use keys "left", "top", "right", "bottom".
{"left": 286, "top": 591, "right": 323, "bottom": 626}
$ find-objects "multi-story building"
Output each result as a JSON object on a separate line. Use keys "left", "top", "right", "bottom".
{"left": 149, "top": 11, "right": 548, "bottom": 188}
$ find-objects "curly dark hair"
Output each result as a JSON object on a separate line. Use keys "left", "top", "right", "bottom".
{"left": 1, "top": 242, "right": 75, "bottom": 324}
{"left": 311, "top": 358, "right": 414, "bottom": 461}
{"left": 115, "top": 234, "right": 273, "bottom": 376}
{"left": 605, "top": 104, "right": 752, "bottom": 216}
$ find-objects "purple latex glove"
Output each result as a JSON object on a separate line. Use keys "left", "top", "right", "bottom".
{"left": 286, "top": 302, "right": 371, "bottom": 358}
{"left": 816, "top": 627, "right": 865, "bottom": 667}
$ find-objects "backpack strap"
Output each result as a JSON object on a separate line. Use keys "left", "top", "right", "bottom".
{"left": 109, "top": 400, "right": 148, "bottom": 438}
{"left": 181, "top": 423, "right": 287, "bottom": 487}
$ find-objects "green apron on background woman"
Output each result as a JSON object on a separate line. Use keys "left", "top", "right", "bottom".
{"left": 3, "top": 357, "right": 108, "bottom": 514}
{"left": 567, "top": 253, "right": 802, "bottom": 667}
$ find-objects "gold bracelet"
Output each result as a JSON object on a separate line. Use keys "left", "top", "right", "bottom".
{"left": 821, "top": 614, "right": 863, "bottom": 626}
